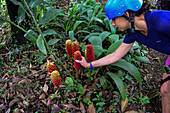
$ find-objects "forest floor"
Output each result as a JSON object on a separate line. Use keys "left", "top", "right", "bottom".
{"left": 0, "top": 0, "right": 169, "bottom": 113}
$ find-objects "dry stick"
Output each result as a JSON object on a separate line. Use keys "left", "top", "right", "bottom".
{"left": 88, "top": 70, "right": 92, "bottom": 85}
{"left": 57, "top": 87, "right": 66, "bottom": 101}
{"left": 76, "top": 70, "right": 79, "bottom": 90}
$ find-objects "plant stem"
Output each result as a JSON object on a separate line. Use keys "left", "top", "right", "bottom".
{"left": 23, "top": 0, "right": 71, "bottom": 77}
{"left": 57, "top": 87, "right": 66, "bottom": 101}
{"left": 76, "top": 70, "right": 79, "bottom": 89}
{"left": 1, "top": 16, "right": 27, "bottom": 33}
{"left": 71, "top": 58, "right": 74, "bottom": 76}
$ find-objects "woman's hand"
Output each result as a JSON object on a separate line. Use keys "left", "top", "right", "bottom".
{"left": 75, "top": 56, "right": 90, "bottom": 68}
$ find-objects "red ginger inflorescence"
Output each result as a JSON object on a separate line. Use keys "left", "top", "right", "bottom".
{"left": 74, "top": 51, "right": 82, "bottom": 70}
{"left": 51, "top": 70, "right": 61, "bottom": 87}
{"left": 72, "top": 41, "right": 79, "bottom": 59}
{"left": 65, "top": 40, "right": 72, "bottom": 58}
{"left": 85, "top": 44, "right": 95, "bottom": 62}
{"left": 46, "top": 61, "right": 57, "bottom": 73}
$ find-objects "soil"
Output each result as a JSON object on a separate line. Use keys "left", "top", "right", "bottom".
{"left": 142, "top": 47, "right": 168, "bottom": 113}
{"left": 0, "top": 0, "right": 168, "bottom": 113}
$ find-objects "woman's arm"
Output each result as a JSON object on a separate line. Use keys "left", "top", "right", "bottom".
{"left": 76, "top": 42, "right": 134, "bottom": 68}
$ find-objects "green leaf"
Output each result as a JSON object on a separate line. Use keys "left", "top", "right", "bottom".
{"left": 73, "top": 21, "right": 86, "bottom": 31}
{"left": 48, "top": 39, "right": 60, "bottom": 45}
{"left": 24, "top": 30, "right": 38, "bottom": 43}
{"left": 10, "top": 0, "right": 28, "bottom": 15}
{"left": 75, "top": 30, "right": 90, "bottom": 35}
{"left": 134, "top": 56, "right": 150, "bottom": 63}
{"left": 83, "top": 33, "right": 100, "bottom": 41}
{"left": 36, "top": 36, "right": 47, "bottom": 55}
{"left": 17, "top": 7, "right": 25, "bottom": 24}
{"left": 67, "top": 77, "right": 73, "bottom": 84}
{"left": 107, "top": 39, "right": 123, "bottom": 55}
{"left": 93, "top": 45, "right": 104, "bottom": 58}
{"left": 43, "top": 29, "right": 57, "bottom": 37}
{"left": 107, "top": 72, "right": 126, "bottom": 101}
{"left": 93, "top": 17, "right": 103, "bottom": 25}
{"left": 89, "top": 36, "right": 102, "bottom": 46}
{"left": 38, "top": 50, "right": 46, "bottom": 62}
{"left": 87, "top": 9, "right": 93, "bottom": 19}
{"left": 100, "top": 76, "right": 108, "bottom": 89}
{"left": 78, "top": 84, "right": 84, "bottom": 95}
{"left": 29, "top": 0, "right": 43, "bottom": 8}
{"left": 99, "top": 31, "right": 111, "bottom": 41}
{"left": 109, "top": 34, "right": 119, "bottom": 43}
{"left": 39, "top": 9, "right": 62, "bottom": 25}
{"left": 111, "top": 59, "right": 142, "bottom": 86}
{"left": 69, "top": 30, "right": 76, "bottom": 42}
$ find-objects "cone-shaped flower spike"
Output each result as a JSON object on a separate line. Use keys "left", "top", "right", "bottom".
{"left": 51, "top": 70, "right": 61, "bottom": 87}
{"left": 85, "top": 44, "right": 95, "bottom": 62}
{"left": 65, "top": 40, "right": 72, "bottom": 58}
{"left": 74, "top": 51, "right": 82, "bottom": 70}
{"left": 46, "top": 61, "right": 57, "bottom": 73}
{"left": 72, "top": 41, "right": 79, "bottom": 59}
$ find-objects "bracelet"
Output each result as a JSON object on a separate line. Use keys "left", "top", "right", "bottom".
{"left": 89, "top": 62, "right": 93, "bottom": 70}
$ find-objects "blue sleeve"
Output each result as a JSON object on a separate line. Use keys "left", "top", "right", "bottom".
{"left": 123, "top": 34, "right": 136, "bottom": 44}
{"left": 154, "top": 11, "right": 170, "bottom": 37}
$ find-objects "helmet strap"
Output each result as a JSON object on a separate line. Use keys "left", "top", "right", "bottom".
{"left": 122, "top": 12, "right": 136, "bottom": 33}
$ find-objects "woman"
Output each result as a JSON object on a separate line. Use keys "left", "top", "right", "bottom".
{"left": 76, "top": 0, "right": 170, "bottom": 112}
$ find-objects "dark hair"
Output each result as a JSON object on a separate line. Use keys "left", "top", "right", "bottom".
{"left": 128, "top": 0, "right": 151, "bottom": 16}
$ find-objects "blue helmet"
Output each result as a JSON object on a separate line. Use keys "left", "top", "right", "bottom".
{"left": 105, "top": 0, "right": 143, "bottom": 20}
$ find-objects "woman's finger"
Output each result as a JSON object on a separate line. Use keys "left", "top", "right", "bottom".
{"left": 75, "top": 56, "right": 84, "bottom": 63}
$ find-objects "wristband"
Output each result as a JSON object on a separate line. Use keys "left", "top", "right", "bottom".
{"left": 89, "top": 62, "right": 93, "bottom": 70}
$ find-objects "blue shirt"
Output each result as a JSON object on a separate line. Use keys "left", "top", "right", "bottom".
{"left": 123, "top": 10, "right": 170, "bottom": 55}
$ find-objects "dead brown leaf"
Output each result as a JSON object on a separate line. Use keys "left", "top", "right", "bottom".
{"left": 62, "top": 104, "right": 80, "bottom": 110}
{"left": 125, "top": 111, "right": 138, "bottom": 113}
{"left": 92, "top": 77, "right": 99, "bottom": 88}
{"left": 39, "top": 93, "right": 46, "bottom": 100}
{"left": 1, "top": 82, "right": 7, "bottom": 90}
{"left": 87, "top": 102, "right": 96, "bottom": 113}
{"left": 9, "top": 98, "right": 20, "bottom": 107}
{"left": 3, "top": 72, "right": 9, "bottom": 79}
{"left": 121, "top": 98, "right": 128, "bottom": 112}
{"left": 0, "top": 104, "right": 6, "bottom": 110}
{"left": 23, "top": 100, "right": 29, "bottom": 106}
{"left": 18, "top": 79, "right": 31, "bottom": 84}
{"left": 43, "top": 83, "right": 48, "bottom": 93}
{"left": 41, "top": 100, "right": 47, "bottom": 106}
{"left": 80, "top": 102, "right": 85, "bottom": 113}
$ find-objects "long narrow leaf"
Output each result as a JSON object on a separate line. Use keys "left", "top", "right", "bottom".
{"left": 99, "top": 31, "right": 111, "bottom": 41}
{"left": 107, "top": 39, "right": 123, "bottom": 55}
{"left": 111, "top": 59, "right": 142, "bottom": 86}
{"left": 24, "top": 30, "right": 38, "bottom": 43}
{"left": 93, "top": 45, "right": 104, "bottom": 58}
{"left": 73, "top": 21, "right": 86, "bottom": 31}
{"left": 100, "top": 76, "right": 108, "bottom": 89}
{"left": 17, "top": 7, "right": 25, "bottom": 24}
{"left": 43, "top": 29, "right": 57, "bottom": 37}
{"left": 48, "top": 39, "right": 60, "bottom": 45}
{"left": 83, "top": 33, "right": 100, "bottom": 41}
{"left": 39, "top": 9, "right": 62, "bottom": 25}
{"left": 36, "top": 36, "right": 47, "bottom": 55}
{"left": 29, "top": 0, "right": 43, "bottom": 8}
{"left": 88, "top": 36, "right": 102, "bottom": 47}
{"left": 107, "top": 72, "right": 126, "bottom": 101}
